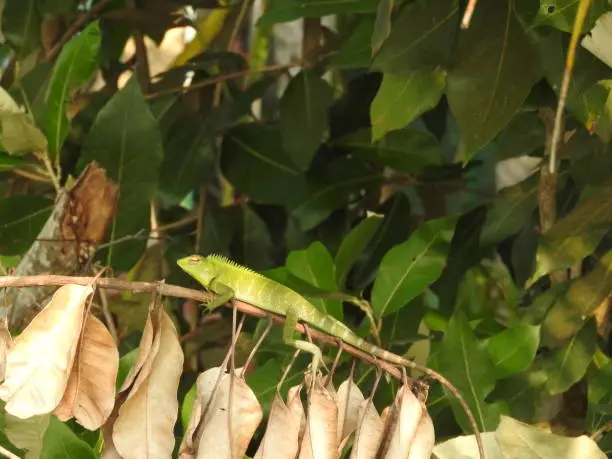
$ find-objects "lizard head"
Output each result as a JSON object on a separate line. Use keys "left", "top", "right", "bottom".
{"left": 177, "top": 255, "right": 215, "bottom": 285}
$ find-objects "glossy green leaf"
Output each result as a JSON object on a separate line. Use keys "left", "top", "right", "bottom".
{"left": 79, "top": 77, "right": 163, "bottom": 270}
{"left": 291, "top": 157, "right": 381, "bottom": 231}
{"left": 286, "top": 241, "right": 342, "bottom": 319}
{"left": 40, "top": 416, "right": 96, "bottom": 459}
{"left": 279, "top": 70, "right": 334, "bottom": 170}
{"left": 370, "top": 69, "right": 445, "bottom": 142}
{"left": 533, "top": 183, "right": 612, "bottom": 280}
{"left": 0, "top": 86, "right": 47, "bottom": 155}
{"left": 221, "top": 123, "right": 306, "bottom": 206}
{"left": 534, "top": 0, "right": 608, "bottom": 32}
{"left": 372, "top": 0, "right": 459, "bottom": 73}
{"left": 336, "top": 127, "right": 443, "bottom": 173}
{"left": 435, "top": 311, "right": 500, "bottom": 431}
{"left": 447, "top": 0, "right": 540, "bottom": 161}
{"left": 487, "top": 324, "right": 540, "bottom": 379}
{"left": 480, "top": 173, "right": 539, "bottom": 247}
{"left": 371, "top": 0, "right": 393, "bottom": 54}
{"left": 334, "top": 215, "right": 383, "bottom": 288}
{"left": 258, "top": 0, "right": 378, "bottom": 26}
{"left": 544, "top": 319, "right": 597, "bottom": 395}
{"left": 159, "top": 117, "right": 216, "bottom": 206}
{"left": 2, "top": 0, "right": 41, "bottom": 58}
{"left": 44, "top": 21, "right": 101, "bottom": 157}
{"left": 0, "top": 196, "right": 53, "bottom": 255}
{"left": 328, "top": 18, "right": 375, "bottom": 69}
{"left": 371, "top": 215, "right": 457, "bottom": 318}
{"left": 542, "top": 250, "right": 612, "bottom": 345}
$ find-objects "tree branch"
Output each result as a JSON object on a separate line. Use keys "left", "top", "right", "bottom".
{"left": 0, "top": 275, "right": 403, "bottom": 379}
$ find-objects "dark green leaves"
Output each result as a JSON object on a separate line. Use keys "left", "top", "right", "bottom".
{"left": 258, "top": 0, "right": 378, "bottom": 26}
{"left": 534, "top": 0, "right": 608, "bottom": 32}
{"left": 370, "top": 69, "right": 445, "bottom": 141}
{"left": 372, "top": 0, "right": 459, "bottom": 73}
{"left": 435, "top": 311, "right": 500, "bottom": 431}
{"left": 487, "top": 324, "right": 540, "bottom": 379}
{"left": 0, "top": 196, "right": 53, "bottom": 254}
{"left": 79, "top": 77, "right": 163, "bottom": 270}
{"left": 43, "top": 21, "right": 101, "bottom": 158}
{"left": 371, "top": 215, "right": 456, "bottom": 318}
{"left": 279, "top": 71, "right": 333, "bottom": 170}
{"left": 2, "top": 0, "right": 41, "bottom": 58}
{"left": 447, "top": 0, "right": 540, "bottom": 160}
{"left": 221, "top": 123, "right": 306, "bottom": 206}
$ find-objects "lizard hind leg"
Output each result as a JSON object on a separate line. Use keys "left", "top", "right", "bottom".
{"left": 283, "top": 307, "right": 327, "bottom": 379}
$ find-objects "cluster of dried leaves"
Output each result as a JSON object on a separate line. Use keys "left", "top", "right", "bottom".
{"left": 0, "top": 283, "right": 435, "bottom": 458}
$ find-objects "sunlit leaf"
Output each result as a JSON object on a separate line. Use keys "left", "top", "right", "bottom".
{"left": 486, "top": 324, "right": 540, "bottom": 379}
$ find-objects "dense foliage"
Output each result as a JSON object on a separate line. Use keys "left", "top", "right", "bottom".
{"left": 1, "top": 0, "right": 612, "bottom": 456}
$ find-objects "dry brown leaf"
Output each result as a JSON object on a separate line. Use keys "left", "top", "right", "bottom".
{"left": 112, "top": 311, "right": 184, "bottom": 459}
{"left": 0, "top": 284, "right": 92, "bottom": 418}
{"left": 336, "top": 379, "right": 366, "bottom": 447}
{"left": 299, "top": 377, "right": 338, "bottom": 459}
{"left": 254, "top": 385, "right": 304, "bottom": 459}
{"left": 192, "top": 369, "right": 263, "bottom": 459}
{"left": 54, "top": 313, "right": 119, "bottom": 430}
{"left": 377, "top": 385, "right": 423, "bottom": 459}
{"left": 4, "top": 413, "right": 50, "bottom": 459}
{"left": 0, "top": 319, "right": 13, "bottom": 381}
{"left": 349, "top": 399, "right": 384, "bottom": 459}
{"left": 407, "top": 411, "right": 435, "bottom": 459}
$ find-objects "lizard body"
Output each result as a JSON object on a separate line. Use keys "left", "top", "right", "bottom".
{"left": 177, "top": 254, "right": 485, "bottom": 459}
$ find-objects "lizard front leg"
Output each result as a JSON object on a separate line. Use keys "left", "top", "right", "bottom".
{"left": 283, "top": 307, "right": 325, "bottom": 377}
{"left": 203, "top": 280, "right": 235, "bottom": 312}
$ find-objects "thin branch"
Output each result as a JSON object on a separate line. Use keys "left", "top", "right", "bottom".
{"left": 461, "top": 0, "right": 478, "bottom": 29}
{"left": 0, "top": 275, "right": 402, "bottom": 378}
{"left": 549, "top": 0, "right": 592, "bottom": 174}
{"left": 0, "top": 445, "right": 21, "bottom": 459}
{"left": 44, "top": 0, "right": 114, "bottom": 62}
{"left": 145, "top": 61, "right": 298, "bottom": 100}
{"left": 98, "top": 289, "right": 119, "bottom": 344}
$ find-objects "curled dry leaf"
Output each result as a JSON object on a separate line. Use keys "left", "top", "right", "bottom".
{"left": 112, "top": 311, "right": 184, "bottom": 459}
{"left": 349, "top": 399, "right": 384, "bottom": 459}
{"left": 0, "top": 284, "right": 93, "bottom": 418}
{"left": 336, "top": 378, "right": 366, "bottom": 448}
{"left": 54, "top": 313, "right": 119, "bottom": 430}
{"left": 254, "top": 385, "right": 304, "bottom": 459}
{"left": 377, "top": 385, "right": 423, "bottom": 459}
{"left": 299, "top": 377, "right": 338, "bottom": 459}
{"left": 185, "top": 367, "right": 263, "bottom": 459}
{"left": 407, "top": 411, "right": 435, "bottom": 459}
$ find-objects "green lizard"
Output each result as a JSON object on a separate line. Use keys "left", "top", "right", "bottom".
{"left": 177, "top": 254, "right": 485, "bottom": 459}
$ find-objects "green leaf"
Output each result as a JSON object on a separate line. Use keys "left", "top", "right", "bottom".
{"left": 587, "top": 360, "right": 612, "bottom": 431}
{"left": 435, "top": 311, "right": 500, "bottom": 431}
{"left": 372, "top": 0, "right": 459, "bottom": 73}
{"left": 0, "top": 86, "right": 47, "bottom": 155}
{"left": 336, "top": 127, "right": 443, "bottom": 174}
{"left": 286, "top": 241, "right": 342, "bottom": 319}
{"left": 370, "top": 69, "right": 445, "bottom": 142}
{"left": 541, "top": 250, "right": 612, "bottom": 345}
{"left": 480, "top": 173, "right": 539, "bottom": 246}
{"left": 371, "top": 0, "right": 393, "bottom": 54}
{"left": 40, "top": 416, "right": 96, "bottom": 459}
{"left": 258, "top": 0, "right": 378, "bottom": 26}
{"left": 544, "top": 319, "right": 597, "bottom": 395}
{"left": 533, "top": 183, "right": 612, "bottom": 280}
{"left": 328, "top": 18, "right": 375, "bottom": 69}
{"left": 447, "top": 0, "right": 540, "bottom": 161}
{"left": 0, "top": 153, "right": 28, "bottom": 169}
{"left": 371, "top": 215, "right": 457, "bottom": 318}
{"left": 181, "top": 382, "right": 197, "bottom": 431}
{"left": 221, "top": 123, "right": 306, "bottom": 206}
{"left": 2, "top": 0, "right": 41, "bottom": 58}
{"left": 291, "top": 157, "right": 381, "bottom": 231}
{"left": 79, "top": 77, "right": 163, "bottom": 270}
{"left": 495, "top": 110, "right": 545, "bottom": 160}
{"left": 43, "top": 21, "right": 100, "bottom": 158}
{"left": 279, "top": 70, "right": 334, "bottom": 170}
{"left": 0, "top": 196, "right": 53, "bottom": 255}
{"left": 486, "top": 324, "right": 541, "bottom": 379}
{"left": 159, "top": 117, "right": 216, "bottom": 206}
{"left": 334, "top": 215, "right": 383, "bottom": 288}
{"left": 534, "top": 0, "right": 608, "bottom": 32}
{"left": 234, "top": 205, "right": 274, "bottom": 271}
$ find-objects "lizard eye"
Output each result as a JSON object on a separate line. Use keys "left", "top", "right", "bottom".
{"left": 188, "top": 255, "right": 202, "bottom": 264}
